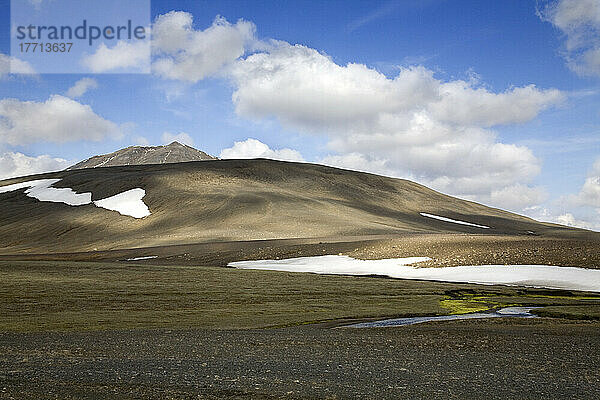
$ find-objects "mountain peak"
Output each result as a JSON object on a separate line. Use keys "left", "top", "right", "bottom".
{"left": 165, "top": 141, "right": 186, "bottom": 148}
{"left": 67, "top": 142, "right": 217, "bottom": 170}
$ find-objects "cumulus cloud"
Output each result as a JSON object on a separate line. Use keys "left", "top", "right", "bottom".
{"left": 539, "top": 0, "right": 600, "bottom": 76}
{"left": 0, "top": 53, "right": 36, "bottom": 78}
{"left": 486, "top": 184, "right": 549, "bottom": 212}
{"left": 220, "top": 138, "right": 305, "bottom": 162}
{"left": 555, "top": 213, "right": 595, "bottom": 229}
{"left": 146, "top": 14, "right": 563, "bottom": 212}
{"left": 161, "top": 132, "right": 195, "bottom": 147}
{"left": 430, "top": 82, "right": 563, "bottom": 127}
{"left": 230, "top": 45, "right": 562, "bottom": 131}
{"left": 576, "top": 158, "right": 600, "bottom": 207}
{"left": 81, "top": 41, "right": 151, "bottom": 73}
{"left": 152, "top": 13, "right": 256, "bottom": 82}
{"left": 319, "top": 153, "right": 396, "bottom": 177}
{"left": 0, "top": 95, "right": 120, "bottom": 145}
{"left": 0, "top": 152, "right": 70, "bottom": 180}
{"left": 66, "top": 78, "right": 98, "bottom": 98}
{"left": 529, "top": 206, "right": 599, "bottom": 231}
{"left": 228, "top": 43, "right": 563, "bottom": 208}
{"left": 525, "top": 158, "right": 600, "bottom": 231}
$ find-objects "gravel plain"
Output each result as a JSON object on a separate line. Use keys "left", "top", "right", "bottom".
{"left": 1, "top": 318, "right": 599, "bottom": 399}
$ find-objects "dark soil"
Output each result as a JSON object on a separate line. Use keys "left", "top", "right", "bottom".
{"left": 1, "top": 318, "right": 598, "bottom": 399}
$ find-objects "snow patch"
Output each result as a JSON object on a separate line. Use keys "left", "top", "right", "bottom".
{"left": 231, "top": 256, "right": 430, "bottom": 276}
{"left": 0, "top": 179, "right": 91, "bottom": 205}
{"left": 0, "top": 179, "right": 53, "bottom": 194}
{"left": 420, "top": 212, "right": 490, "bottom": 229}
{"left": 229, "top": 255, "right": 600, "bottom": 293}
{"left": 25, "top": 179, "right": 92, "bottom": 205}
{"left": 0, "top": 179, "right": 150, "bottom": 218}
{"left": 94, "top": 188, "right": 150, "bottom": 218}
{"left": 125, "top": 255, "right": 158, "bottom": 261}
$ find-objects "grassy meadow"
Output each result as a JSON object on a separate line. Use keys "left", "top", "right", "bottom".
{"left": 1, "top": 260, "right": 599, "bottom": 332}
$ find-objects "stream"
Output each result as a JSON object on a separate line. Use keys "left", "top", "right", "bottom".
{"left": 343, "top": 307, "right": 539, "bottom": 328}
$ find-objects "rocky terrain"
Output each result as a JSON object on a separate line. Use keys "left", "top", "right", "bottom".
{"left": 67, "top": 141, "right": 216, "bottom": 170}
{"left": 0, "top": 156, "right": 596, "bottom": 256}
{"left": 1, "top": 319, "right": 598, "bottom": 399}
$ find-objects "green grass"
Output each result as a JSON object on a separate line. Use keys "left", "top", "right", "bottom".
{"left": 1, "top": 261, "right": 599, "bottom": 332}
{"left": 439, "top": 299, "right": 492, "bottom": 314}
{"left": 533, "top": 305, "right": 600, "bottom": 320}
{"left": 0, "top": 261, "right": 449, "bottom": 332}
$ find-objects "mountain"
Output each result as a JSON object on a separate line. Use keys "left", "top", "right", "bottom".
{"left": 0, "top": 158, "right": 596, "bottom": 258}
{"left": 67, "top": 142, "right": 216, "bottom": 170}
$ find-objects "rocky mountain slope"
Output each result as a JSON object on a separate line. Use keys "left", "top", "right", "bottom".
{"left": 67, "top": 142, "right": 216, "bottom": 170}
{"left": 0, "top": 158, "right": 595, "bottom": 255}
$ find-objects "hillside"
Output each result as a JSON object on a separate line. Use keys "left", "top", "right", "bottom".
{"left": 0, "top": 158, "right": 595, "bottom": 256}
{"left": 67, "top": 141, "right": 216, "bottom": 170}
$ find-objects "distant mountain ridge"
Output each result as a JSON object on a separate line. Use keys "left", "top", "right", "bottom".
{"left": 67, "top": 142, "right": 216, "bottom": 170}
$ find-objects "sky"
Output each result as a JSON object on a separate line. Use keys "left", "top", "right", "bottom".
{"left": 0, "top": 0, "right": 599, "bottom": 230}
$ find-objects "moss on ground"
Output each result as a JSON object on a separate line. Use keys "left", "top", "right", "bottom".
{"left": 1, "top": 260, "right": 599, "bottom": 332}
{"left": 439, "top": 289, "right": 600, "bottom": 318}
{"left": 439, "top": 299, "right": 491, "bottom": 314}
{"left": 533, "top": 305, "right": 600, "bottom": 320}
{"left": 0, "top": 260, "right": 450, "bottom": 332}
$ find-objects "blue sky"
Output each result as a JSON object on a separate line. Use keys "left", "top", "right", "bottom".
{"left": 0, "top": 0, "right": 599, "bottom": 230}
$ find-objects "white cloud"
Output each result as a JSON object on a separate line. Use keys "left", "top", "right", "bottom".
{"left": 145, "top": 14, "right": 565, "bottom": 214}
{"left": 0, "top": 152, "right": 70, "bottom": 180}
{"left": 486, "top": 184, "right": 549, "bottom": 212}
{"left": 0, "top": 95, "right": 120, "bottom": 145}
{"left": 539, "top": 0, "right": 600, "bottom": 76}
{"left": 81, "top": 40, "right": 150, "bottom": 73}
{"left": 229, "top": 43, "right": 563, "bottom": 208}
{"left": 555, "top": 213, "right": 594, "bottom": 229}
{"left": 230, "top": 45, "right": 562, "bottom": 131}
{"left": 430, "top": 82, "right": 563, "bottom": 127}
{"left": 0, "top": 53, "right": 36, "bottom": 78}
{"left": 152, "top": 13, "right": 256, "bottom": 83}
{"left": 161, "top": 132, "right": 195, "bottom": 147}
{"left": 319, "top": 153, "right": 396, "bottom": 177}
{"left": 66, "top": 78, "right": 98, "bottom": 98}
{"left": 220, "top": 138, "right": 305, "bottom": 162}
{"left": 528, "top": 206, "right": 598, "bottom": 231}
{"left": 576, "top": 158, "right": 600, "bottom": 207}
{"left": 524, "top": 158, "right": 600, "bottom": 231}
